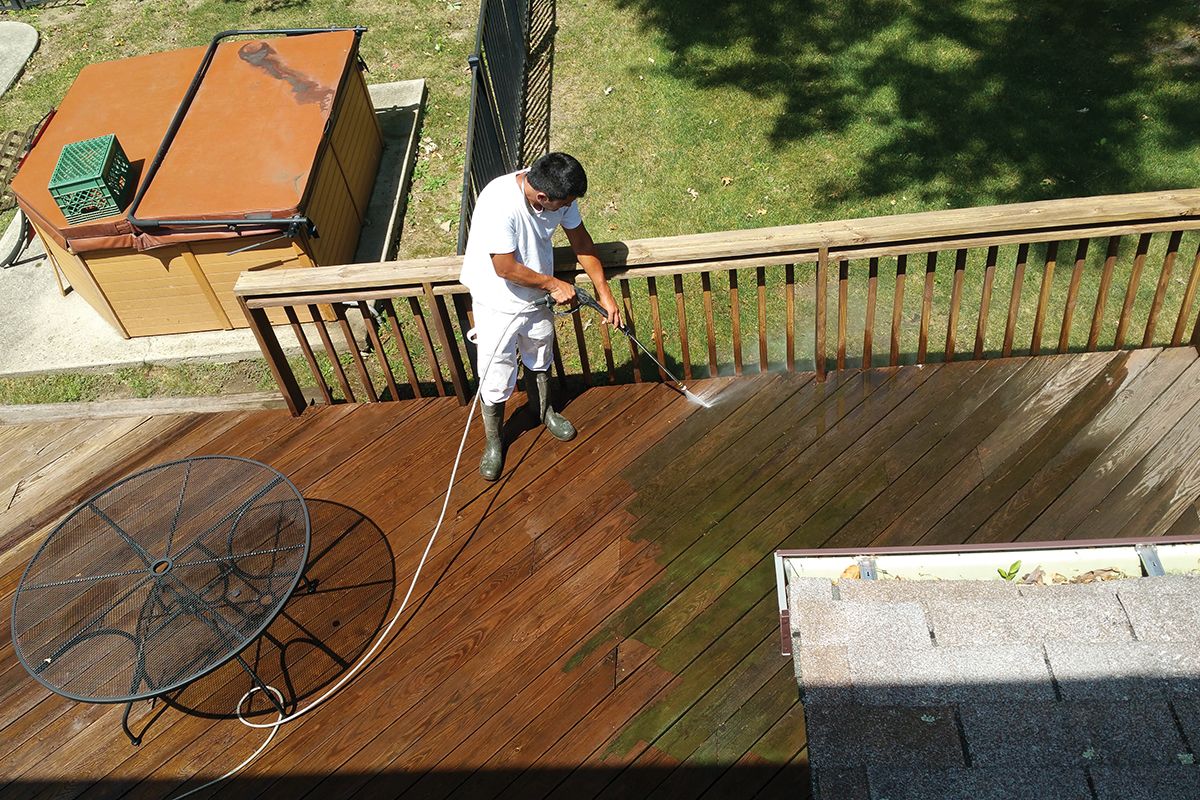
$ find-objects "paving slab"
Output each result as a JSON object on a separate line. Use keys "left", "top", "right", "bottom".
{"left": 0, "top": 80, "right": 425, "bottom": 379}
{"left": 354, "top": 80, "right": 425, "bottom": 263}
{"left": 0, "top": 21, "right": 38, "bottom": 97}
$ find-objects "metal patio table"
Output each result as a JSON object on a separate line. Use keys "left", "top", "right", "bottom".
{"left": 11, "top": 456, "right": 310, "bottom": 744}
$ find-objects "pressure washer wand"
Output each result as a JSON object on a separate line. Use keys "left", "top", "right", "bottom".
{"left": 539, "top": 287, "right": 704, "bottom": 404}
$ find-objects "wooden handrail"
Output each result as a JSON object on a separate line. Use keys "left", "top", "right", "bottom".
{"left": 235, "top": 189, "right": 1200, "bottom": 414}
{"left": 236, "top": 189, "right": 1200, "bottom": 299}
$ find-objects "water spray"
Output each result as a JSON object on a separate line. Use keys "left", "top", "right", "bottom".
{"left": 538, "top": 286, "right": 712, "bottom": 408}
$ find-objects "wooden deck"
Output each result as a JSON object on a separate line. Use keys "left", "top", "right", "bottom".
{"left": 3, "top": 347, "right": 1200, "bottom": 798}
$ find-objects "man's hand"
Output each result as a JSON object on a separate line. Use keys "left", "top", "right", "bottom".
{"left": 563, "top": 223, "right": 623, "bottom": 328}
{"left": 549, "top": 278, "right": 578, "bottom": 306}
{"left": 597, "top": 292, "right": 622, "bottom": 328}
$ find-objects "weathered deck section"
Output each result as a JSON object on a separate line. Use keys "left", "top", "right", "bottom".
{"left": 3, "top": 347, "right": 1200, "bottom": 798}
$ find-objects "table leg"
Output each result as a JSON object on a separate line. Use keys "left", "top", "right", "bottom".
{"left": 122, "top": 700, "right": 143, "bottom": 745}
{"left": 233, "top": 653, "right": 287, "bottom": 717}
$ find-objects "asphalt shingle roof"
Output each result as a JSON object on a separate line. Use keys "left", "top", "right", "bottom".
{"left": 788, "top": 575, "right": 1200, "bottom": 799}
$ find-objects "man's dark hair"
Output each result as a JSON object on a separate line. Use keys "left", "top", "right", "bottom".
{"left": 526, "top": 152, "right": 587, "bottom": 200}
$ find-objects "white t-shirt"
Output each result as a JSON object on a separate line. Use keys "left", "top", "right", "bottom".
{"left": 460, "top": 169, "right": 583, "bottom": 313}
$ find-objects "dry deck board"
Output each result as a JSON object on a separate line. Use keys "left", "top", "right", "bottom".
{"left": 2, "top": 347, "right": 1200, "bottom": 799}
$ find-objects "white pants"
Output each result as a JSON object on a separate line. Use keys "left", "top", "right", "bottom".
{"left": 470, "top": 303, "right": 555, "bottom": 405}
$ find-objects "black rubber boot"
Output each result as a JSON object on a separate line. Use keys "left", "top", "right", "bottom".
{"left": 525, "top": 369, "right": 576, "bottom": 442}
{"left": 479, "top": 400, "right": 505, "bottom": 481}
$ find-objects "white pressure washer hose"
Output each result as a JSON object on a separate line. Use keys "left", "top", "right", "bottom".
{"left": 173, "top": 302, "right": 540, "bottom": 797}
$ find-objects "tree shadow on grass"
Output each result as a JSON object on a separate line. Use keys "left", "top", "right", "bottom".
{"left": 612, "top": 0, "right": 1200, "bottom": 211}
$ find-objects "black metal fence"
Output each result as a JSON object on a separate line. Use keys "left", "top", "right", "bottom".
{"left": 457, "top": 0, "right": 531, "bottom": 255}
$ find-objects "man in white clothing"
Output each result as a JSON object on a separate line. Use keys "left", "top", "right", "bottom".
{"left": 460, "top": 152, "right": 621, "bottom": 480}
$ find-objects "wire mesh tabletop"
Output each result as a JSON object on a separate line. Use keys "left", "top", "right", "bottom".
{"left": 11, "top": 456, "right": 310, "bottom": 709}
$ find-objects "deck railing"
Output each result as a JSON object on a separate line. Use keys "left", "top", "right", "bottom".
{"left": 235, "top": 189, "right": 1200, "bottom": 415}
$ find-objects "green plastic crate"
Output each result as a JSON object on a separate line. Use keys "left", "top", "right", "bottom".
{"left": 47, "top": 134, "right": 134, "bottom": 224}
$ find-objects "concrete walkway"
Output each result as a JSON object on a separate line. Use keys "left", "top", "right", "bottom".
{"left": 0, "top": 79, "right": 425, "bottom": 378}
{"left": 0, "top": 21, "right": 38, "bottom": 97}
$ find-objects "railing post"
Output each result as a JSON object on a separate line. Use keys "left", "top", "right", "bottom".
{"left": 239, "top": 298, "right": 305, "bottom": 416}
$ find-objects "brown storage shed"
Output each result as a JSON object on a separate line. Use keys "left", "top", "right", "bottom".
{"left": 11, "top": 28, "right": 382, "bottom": 337}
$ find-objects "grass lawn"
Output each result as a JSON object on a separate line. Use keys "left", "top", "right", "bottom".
{"left": 552, "top": 0, "right": 1200, "bottom": 236}
{"left": 544, "top": 0, "right": 1200, "bottom": 378}
{"left": 2, "top": 0, "right": 1199, "bottom": 401}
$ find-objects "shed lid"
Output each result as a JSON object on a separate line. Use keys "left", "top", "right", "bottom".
{"left": 11, "top": 29, "right": 359, "bottom": 250}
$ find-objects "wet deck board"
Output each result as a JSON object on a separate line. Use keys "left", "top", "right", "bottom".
{"left": 1, "top": 347, "right": 1199, "bottom": 798}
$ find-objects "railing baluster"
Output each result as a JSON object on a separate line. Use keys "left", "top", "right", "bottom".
{"left": 1088, "top": 237, "right": 1120, "bottom": 351}
{"left": 1171, "top": 242, "right": 1200, "bottom": 347}
{"left": 1143, "top": 230, "right": 1182, "bottom": 347}
{"left": 424, "top": 284, "right": 468, "bottom": 403}
{"left": 620, "top": 279, "right": 641, "bottom": 382}
{"left": 647, "top": 276, "right": 668, "bottom": 382}
{"left": 310, "top": 304, "right": 355, "bottom": 402}
{"left": 598, "top": 317, "right": 616, "bottom": 383}
{"left": 380, "top": 299, "right": 421, "bottom": 398}
{"left": 358, "top": 301, "right": 399, "bottom": 401}
{"left": 451, "top": 293, "right": 476, "bottom": 382}
{"left": 285, "top": 306, "right": 332, "bottom": 405}
{"left": 757, "top": 266, "right": 768, "bottom": 372}
{"left": 729, "top": 269, "right": 743, "bottom": 376}
{"left": 336, "top": 304, "right": 378, "bottom": 402}
{"left": 1115, "top": 233, "right": 1152, "bottom": 349}
{"left": 945, "top": 248, "right": 967, "bottom": 362}
{"left": 1003, "top": 243, "right": 1029, "bottom": 358}
{"left": 673, "top": 274, "right": 692, "bottom": 380}
{"left": 408, "top": 296, "right": 446, "bottom": 396}
{"left": 571, "top": 309, "right": 591, "bottom": 386}
{"left": 786, "top": 263, "right": 796, "bottom": 372}
{"left": 837, "top": 258, "right": 848, "bottom": 371}
{"left": 702, "top": 271, "right": 718, "bottom": 376}
{"left": 1059, "top": 240, "right": 1089, "bottom": 353}
{"left": 863, "top": 257, "right": 878, "bottom": 369}
{"left": 1031, "top": 241, "right": 1057, "bottom": 356}
{"left": 974, "top": 246, "right": 998, "bottom": 360}
{"left": 918, "top": 252, "right": 936, "bottom": 364}
{"left": 816, "top": 247, "right": 828, "bottom": 380}
{"left": 552, "top": 339, "right": 567, "bottom": 388}
{"left": 890, "top": 254, "right": 906, "bottom": 366}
